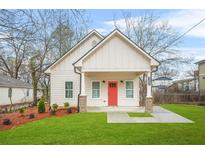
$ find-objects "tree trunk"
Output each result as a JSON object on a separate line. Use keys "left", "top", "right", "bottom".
{"left": 31, "top": 71, "right": 38, "bottom": 106}
{"left": 9, "top": 97, "right": 13, "bottom": 111}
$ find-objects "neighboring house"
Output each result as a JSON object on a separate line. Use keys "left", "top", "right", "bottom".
{"left": 45, "top": 29, "right": 160, "bottom": 111}
{"left": 0, "top": 74, "right": 42, "bottom": 108}
{"left": 152, "top": 76, "right": 173, "bottom": 92}
{"left": 196, "top": 59, "right": 205, "bottom": 95}
{"left": 167, "top": 78, "right": 198, "bottom": 93}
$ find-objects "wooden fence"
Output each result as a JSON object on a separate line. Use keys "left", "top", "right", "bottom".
{"left": 153, "top": 91, "right": 205, "bottom": 105}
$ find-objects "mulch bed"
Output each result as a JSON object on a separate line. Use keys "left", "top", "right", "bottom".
{"left": 0, "top": 104, "right": 78, "bottom": 131}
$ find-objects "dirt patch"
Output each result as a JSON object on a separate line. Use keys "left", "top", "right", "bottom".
{"left": 0, "top": 104, "right": 77, "bottom": 131}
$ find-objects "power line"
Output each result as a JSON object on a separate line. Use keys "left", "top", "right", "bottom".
{"left": 157, "top": 17, "right": 205, "bottom": 53}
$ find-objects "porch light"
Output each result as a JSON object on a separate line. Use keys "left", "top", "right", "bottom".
{"left": 120, "top": 80, "right": 123, "bottom": 83}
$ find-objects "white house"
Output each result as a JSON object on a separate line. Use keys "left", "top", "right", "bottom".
{"left": 45, "top": 29, "right": 160, "bottom": 112}
{"left": 0, "top": 74, "right": 42, "bottom": 110}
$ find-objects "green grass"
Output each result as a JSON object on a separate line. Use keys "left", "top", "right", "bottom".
{"left": 0, "top": 104, "right": 205, "bottom": 144}
{"left": 128, "top": 112, "right": 152, "bottom": 117}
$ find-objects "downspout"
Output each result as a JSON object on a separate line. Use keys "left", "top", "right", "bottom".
{"left": 73, "top": 65, "right": 81, "bottom": 113}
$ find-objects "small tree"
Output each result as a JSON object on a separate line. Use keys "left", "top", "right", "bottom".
{"left": 38, "top": 99, "right": 45, "bottom": 113}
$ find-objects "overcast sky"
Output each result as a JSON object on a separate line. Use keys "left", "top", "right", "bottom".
{"left": 87, "top": 9, "right": 205, "bottom": 63}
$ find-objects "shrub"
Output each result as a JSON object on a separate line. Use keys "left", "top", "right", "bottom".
{"left": 67, "top": 107, "right": 72, "bottom": 113}
{"left": 64, "top": 102, "right": 69, "bottom": 108}
{"left": 19, "top": 108, "right": 25, "bottom": 116}
{"left": 50, "top": 103, "right": 58, "bottom": 115}
{"left": 29, "top": 113, "right": 35, "bottom": 119}
{"left": 2, "top": 118, "right": 11, "bottom": 125}
{"left": 52, "top": 103, "right": 58, "bottom": 112}
{"left": 38, "top": 99, "right": 45, "bottom": 113}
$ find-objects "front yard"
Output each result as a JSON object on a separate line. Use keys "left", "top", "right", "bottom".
{"left": 0, "top": 104, "right": 205, "bottom": 144}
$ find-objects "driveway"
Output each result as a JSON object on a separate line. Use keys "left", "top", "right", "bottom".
{"left": 107, "top": 106, "right": 193, "bottom": 123}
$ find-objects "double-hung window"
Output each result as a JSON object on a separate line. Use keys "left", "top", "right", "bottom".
{"left": 126, "top": 81, "right": 134, "bottom": 98}
{"left": 65, "top": 81, "right": 73, "bottom": 98}
{"left": 92, "top": 81, "right": 100, "bottom": 98}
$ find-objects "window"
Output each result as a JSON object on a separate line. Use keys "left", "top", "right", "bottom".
{"left": 126, "top": 81, "right": 134, "bottom": 98}
{"left": 92, "top": 81, "right": 100, "bottom": 98}
{"left": 27, "top": 89, "right": 29, "bottom": 96}
{"left": 8, "top": 88, "right": 12, "bottom": 98}
{"left": 65, "top": 81, "right": 73, "bottom": 98}
{"left": 92, "top": 40, "right": 97, "bottom": 47}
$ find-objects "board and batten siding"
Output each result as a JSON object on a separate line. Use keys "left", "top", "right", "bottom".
{"left": 50, "top": 34, "right": 102, "bottom": 106}
{"left": 82, "top": 34, "right": 151, "bottom": 72}
{"left": 85, "top": 72, "right": 140, "bottom": 107}
{"left": 0, "top": 87, "right": 33, "bottom": 105}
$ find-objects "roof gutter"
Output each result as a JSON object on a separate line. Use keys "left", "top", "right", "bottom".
{"left": 73, "top": 65, "right": 81, "bottom": 113}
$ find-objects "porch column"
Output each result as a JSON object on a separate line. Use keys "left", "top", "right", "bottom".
{"left": 145, "top": 71, "right": 153, "bottom": 113}
{"left": 79, "top": 72, "right": 87, "bottom": 112}
{"left": 81, "top": 72, "right": 86, "bottom": 96}
{"left": 146, "top": 71, "right": 152, "bottom": 97}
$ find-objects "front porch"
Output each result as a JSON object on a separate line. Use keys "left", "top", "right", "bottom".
{"left": 79, "top": 71, "right": 154, "bottom": 112}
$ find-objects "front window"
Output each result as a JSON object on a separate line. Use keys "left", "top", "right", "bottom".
{"left": 65, "top": 81, "right": 73, "bottom": 98}
{"left": 92, "top": 81, "right": 100, "bottom": 98}
{"left": 126, "top": 81, "right": 134, "bottom": 98}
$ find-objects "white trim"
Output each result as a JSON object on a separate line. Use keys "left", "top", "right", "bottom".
{"left": 125, "top": 80, "right": 135, "bottom": 99}
{"left": 45, "top": 30, "right": 104, "bottom": 73}
{"left": 91, "top": 80, "right": 101, "bottom": 99}
{"left": 74, "top": 29, "right": 160, "bottom": 67}
{"left": 82, "top": 68, "right": 150, "bottom": 72}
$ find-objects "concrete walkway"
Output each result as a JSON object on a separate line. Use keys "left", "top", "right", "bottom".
{"left": 87, "top": 106, "right": 145, "bottom": 112}
{"left": 107, "top": 106, "right": 193, "bottom": 123}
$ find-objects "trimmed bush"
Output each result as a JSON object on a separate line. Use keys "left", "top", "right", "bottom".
{"left": 38, "top": 100, "right": 45, "bottom": 113}
{"left": 52, "top": 103, "right": 58, "bottom": 112}
{"left": 64, "top": 102, "right": 69, "bottom": 108}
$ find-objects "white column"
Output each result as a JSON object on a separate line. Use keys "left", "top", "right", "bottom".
{"left": 146, "top": 71, "right": 152, "bottom": 97}
{"left": 81, "top": 72, "right": 86, "bottom": 96}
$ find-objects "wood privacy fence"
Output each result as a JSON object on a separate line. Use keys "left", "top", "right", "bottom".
{"left": 153, "top": 92, "right": 205, "bottom": 105}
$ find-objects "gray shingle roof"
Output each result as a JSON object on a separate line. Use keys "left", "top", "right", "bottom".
{"left": 153, "top": 77, "right": 173, "bottom": 81}
{"left": 0, "top": 75, "right": 32, "bottom": 89}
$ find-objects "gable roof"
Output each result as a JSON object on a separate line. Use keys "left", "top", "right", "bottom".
{"left": 195, "top": 59, "right": 205, "bottom": 65}
{"left": 73, "top": 29, "right": 160, "bottom": 67}
{"left": 0, "top": 75, "right": 32, "bottom": 89}
{"left": 153, "top": 77, "right": 173, "bottom": 81}
{"left": 45, "top": 30, "right": 104, "bottom": 73}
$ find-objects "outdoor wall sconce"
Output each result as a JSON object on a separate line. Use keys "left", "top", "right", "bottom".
{"left": 102, "top": 80, "right": 105, "bottom": 83}
{"left": 120, "top": 80, "right": 123, "bottom": 83}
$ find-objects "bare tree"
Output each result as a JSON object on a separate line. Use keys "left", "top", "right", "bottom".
{"left": 24, "top": 10, "right": 89, "bottom": 105}
{"left": 112, "top": 12, "right": 188, "bottom": 104}
{"left": 0, "top": 10, "right": 34, "bottom": 79}
{"left": 0, "top": 9, "right": 89, "bottom": 106}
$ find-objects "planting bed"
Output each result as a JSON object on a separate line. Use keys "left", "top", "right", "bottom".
{"left": 0, "top": 104, "right": 77, "bottom": 131}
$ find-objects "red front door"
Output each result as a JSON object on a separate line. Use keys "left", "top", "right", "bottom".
{"left": 108, "top": 81, "right": 118, "bottom": 106}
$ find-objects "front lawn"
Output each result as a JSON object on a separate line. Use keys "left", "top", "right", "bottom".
{"left": 128, "top": 112, "right": 152, "bottom": 117}
{"left": 0, "top": 104, "right": 205, "bottom": 144}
